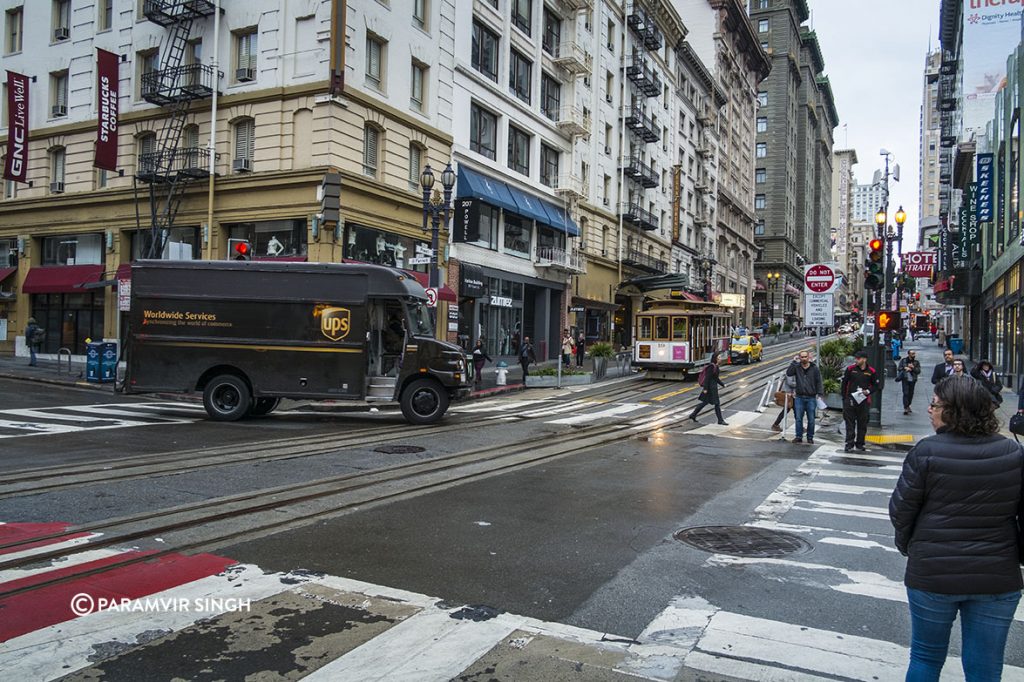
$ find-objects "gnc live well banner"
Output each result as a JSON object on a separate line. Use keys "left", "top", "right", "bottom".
{"left": 3, "top": 71, "right": 29, "bottom": 183}
{"left": 95, "top": 49, "right": 119, "bottom": 171}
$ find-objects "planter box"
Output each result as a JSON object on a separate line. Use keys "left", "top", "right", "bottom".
{"left": 823, "top": 393, "right": 844, "bottom": 410}
{"left": 593, "top": 356, "right": 608, "bottom": 380}
{"left": 526, "top": 373, "right": 594, "bottom": 387}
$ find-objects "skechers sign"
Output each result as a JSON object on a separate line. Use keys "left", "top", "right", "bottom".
{"left": 319, "top": 307, "right": 351, "bottom": 341}
{"left": 975, "top": 153, "right": 994, "bottom": 223}
{"left": 3, "top": 71, "right": 30, "bottom": 183}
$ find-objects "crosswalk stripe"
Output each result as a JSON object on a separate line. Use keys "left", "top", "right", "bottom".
{"left": 687, "top": 410, "right": 762, "bottom": 435}
{"left": 451, "top": 399, "right": 548, "bottom": 414}
{"left": 0, "top": 548, "right": 124, "bottom": 584}
{"left": 546, "top": 403, "right": 646, "bottom": 424}
{"left": 53, "top": 405, "right": 195, "bottom": 421}
{"left": 0, "top": 534, "right": 102, "bottom": 562}
{"left": 802, "top": 481, "right": 894, "bottom": 495}
{"left": 0, "top": 419, "right": 83, "bottom": 435}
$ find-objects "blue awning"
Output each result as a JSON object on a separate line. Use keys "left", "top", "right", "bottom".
{"left": 542, "top": 201, "right": 580, "bottom": 237}
{"left": 457, "top": 166, "right": 519, "bottom": 215}
{"left": 506, "top": 185, "right": 551, "bottom": 226}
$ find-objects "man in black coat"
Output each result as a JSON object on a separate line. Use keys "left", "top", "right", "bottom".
{"left": 841, "top": 350, "right": 879, "bottom": 452}
{"left": 785, "top": 351, "right": 824, "bottom": 444}
{"left": 896, "top": 350, "right": 922, "bottom": 414}
{"left": 930, "top": 348, "right": 954, "bottom": 385}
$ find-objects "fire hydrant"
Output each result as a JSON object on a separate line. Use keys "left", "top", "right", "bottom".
{"left": 495, "top": 361, "right": 509, "bottom": 386}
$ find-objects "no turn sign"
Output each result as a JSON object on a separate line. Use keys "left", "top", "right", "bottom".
{"left": 803, "top": 264, "right": 836, "bottom": 294}
{"left": 425, "top": 287, "right": 438, "bottom": 307}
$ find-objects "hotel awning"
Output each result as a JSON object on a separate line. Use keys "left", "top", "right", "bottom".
{"left": 22, "top": 265, "right": 105, "bottom": 294}
{"left": 457, "top": 167, "right": 519, "bottom": 215}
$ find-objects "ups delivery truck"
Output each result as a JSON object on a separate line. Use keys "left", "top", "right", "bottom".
{"left": 123, "top": 260, "right": 469, "bottom": 424}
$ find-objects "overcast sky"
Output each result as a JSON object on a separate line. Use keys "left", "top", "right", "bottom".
{"left": 807, "top": 0, "right": 939, "bottom": 249}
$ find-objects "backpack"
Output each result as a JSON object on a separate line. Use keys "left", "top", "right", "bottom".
{"left": 30, "top": 327, "right": 45, "bottom": 344}
{"left": 697, "top": 365, "right": 710, "bottom": 387}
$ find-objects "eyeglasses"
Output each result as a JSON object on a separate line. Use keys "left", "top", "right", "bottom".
{"left": 928, "top": 401, "right": 944, "bottom": 410}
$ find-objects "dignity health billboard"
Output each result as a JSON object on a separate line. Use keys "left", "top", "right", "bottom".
{"left": 962, "top": 0, "right": 1023, "bottom": 138}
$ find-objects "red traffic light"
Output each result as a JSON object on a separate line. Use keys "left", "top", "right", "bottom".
{"left": 868, "top": 238, "right": 884, "bottom": 252}
{"left": 234, "top": 241, "right": 250, "bottom": 258}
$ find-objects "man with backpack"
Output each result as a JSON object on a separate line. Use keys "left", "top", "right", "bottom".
{"left": 25, "top": 317, "right": 42, "bottom": 367}
{"left": 688, "top": 353, "right": 727, "bottom": 425}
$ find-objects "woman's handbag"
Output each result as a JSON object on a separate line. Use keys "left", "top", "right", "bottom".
{"left": 774, "top": 391, "right": 793, "bottom": 408}
{"left": 1009, "top": 413, "right": 1024, "bottom": 441}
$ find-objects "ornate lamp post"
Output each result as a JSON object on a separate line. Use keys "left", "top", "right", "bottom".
{"left": 766, "top": 271, "right": 782, "bottom": 327}
{"left": 868, "top": 207, "right": 888, "bottom": 427}
{"left": 419, "top": 163, "right": 456, "bottom": 289}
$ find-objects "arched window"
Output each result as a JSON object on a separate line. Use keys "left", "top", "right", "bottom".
{"left": 181, "top": 124, "right": 201, "bottom": 172}
{"left": 137, "top": 133, "right": 157, "bottom": 176}
{"left": 408, "top": 143, "right": 423, "bottom": 191}
{"left": 363, "top": 124, "right": 381, "bottom": 177}
{"left": 232, "top": 117, "right": 255, "bottom": 172}
{"left": 50, "top": 147, "right": 66, "bottom": 193}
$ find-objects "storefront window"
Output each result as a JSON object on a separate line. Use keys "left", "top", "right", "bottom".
{"left": 503, "top": 215, "right": 532, "bottom": 258}
{"left": 130, "top": 226, "right": 200, "bottom": 260}
{"left": 226, "top": 219, "right": 307, "bottom": 258}
{"left": 536, "top": 226, "right": 565, "bottom": 252}
{"left": 343, "top": 223, "right": 431, "bottom": 272}
{"left": 479, "top": 275, "right": 525, "bottom": 356}
{"left": 0, "top": 238, "right": 16, "bottom": 267}
{"left": 31, "top": 292, "right": 104, "bottom": 355}
{"left": 42, "top": 234, "right": 103, "bottom": 265}
{"left": 470, "top": 204, "right": 499, "bottom": 250}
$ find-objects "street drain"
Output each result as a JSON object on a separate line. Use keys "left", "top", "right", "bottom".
{"left": 374, "top": 445, "right": 426, "bottom": 455}
{"left": 673, "top": 525, "right": 813, "bottom": 558}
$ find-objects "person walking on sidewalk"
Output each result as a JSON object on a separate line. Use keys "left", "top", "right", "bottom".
{"left": 519, "top": 336, "right": 535, "bottom": 385}
{"left": 951, "top": 358, "right": 967, "bottom": 378}
{"left": 770, "top": 373, "right": 796, "bottom": 432}
{"left": 841, "top": 350, "right": 879, "bottom": 452}
{"left": 889, "top": 376, "right": 1024, "bottom": 679}
{"left": 897, "top": 350, "right": 922, "bottom": 414}
{"left": 891, "top": 334, "right": 902, "bottom": 362}
{"left": 574, "top": 332, "right": 586, "bottom": 368}
{"left": 930, "top": 348, "right": 955, "bottom": 384}
{"left": 689, "top": 353, "right": 728, "bottom": 426}
{"left": 561, "top": 329, "right": 575, "bottom": 367}
{"left": 471, "top": 339, "right": 492, "bottom": 391}
{"left": 786, "top": 351, "right": 824, "bottom": 444}
{"left": 25, "top": 317, "right": 41, "bottom": 367}
{"left": 970, "top": 359, "right": 1003, "bottom": 405}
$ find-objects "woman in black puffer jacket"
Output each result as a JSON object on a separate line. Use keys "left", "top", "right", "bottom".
{"left": 890, "top": 376, "right": 1023, "bottom": 680}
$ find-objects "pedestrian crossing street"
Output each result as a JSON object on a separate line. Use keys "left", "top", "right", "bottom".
{"left": 0, "top": 402, "right": 204, "bottom": 439}
{"left": 4, "top": 442, "right": 1023, "bottom": 679}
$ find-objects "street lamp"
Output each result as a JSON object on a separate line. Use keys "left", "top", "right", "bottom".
{"left": 419, "top": 163, "right": 456, "bottom": 288}
{"left": 766, "top": 271, "right": 782, "bottom": 327}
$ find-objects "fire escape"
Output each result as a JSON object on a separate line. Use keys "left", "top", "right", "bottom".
{"left": 137, "top": 0, "right": 219, "bottom": 258}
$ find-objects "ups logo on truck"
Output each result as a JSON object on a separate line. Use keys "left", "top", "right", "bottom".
{"left": 319, "top": 307, "right": 351, "bottom": 341}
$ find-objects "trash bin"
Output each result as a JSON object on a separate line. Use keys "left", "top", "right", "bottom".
{"left": 948, "top": 336, "right": 964, "bottom": 355}
{"left": 100, "top": 342, "right": 117, "bottom": 382}
{"left": 85, "top": 342, "right": 102, "bottom": 383}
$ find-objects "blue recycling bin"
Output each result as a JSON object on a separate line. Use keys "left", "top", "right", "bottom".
{"left": 948, "top": 336, "right": 964, "bottom": 355}
{"left": 85, "top": 342, "right": 102, "bottom": 382}
{"left": 100, "top": 342, "right": 117, "bottom": 382}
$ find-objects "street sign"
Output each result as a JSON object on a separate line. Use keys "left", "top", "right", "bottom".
{"left": 803, "top": 264, "right": 836, "bottom": 293}
{"left": 803, "top": 293, "right": 834, "bottom": 328}
{"left": 407, "top": 256, "right": 432, "bottom": 265}
{"left": 901, "top": 251, "right": 937, "bottom": 277}
{"left": 415, "top": 244, "right": 434, "bottom": 255}
{"left": 425, "top": 287, "right": 438, "bottom": 307}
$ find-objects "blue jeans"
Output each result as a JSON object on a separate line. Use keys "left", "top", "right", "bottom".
{"left": 29, "top": 344, "right": 37, "bottom": 366}
{"left": 793, "top": 395, "right": 816, "bottom": 439}
{"left": 906, "top": 587, "right": 1021, "bottom": 681}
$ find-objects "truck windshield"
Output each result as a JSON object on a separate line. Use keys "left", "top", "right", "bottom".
{"left": 407, "top": 302, "right": 435, "bottom": 337}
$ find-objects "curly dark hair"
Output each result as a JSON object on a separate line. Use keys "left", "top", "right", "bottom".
{"left": 933, "top": 376, "right": 1000, "bottom": 436}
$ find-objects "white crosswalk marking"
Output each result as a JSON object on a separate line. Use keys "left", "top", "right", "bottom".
{"left": 0, "top": 402, "right": 200, "bottom": 439}
{"left": 546, "top": 402, "right": 646, "bottom": 424}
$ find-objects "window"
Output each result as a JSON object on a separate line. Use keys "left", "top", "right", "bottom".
{"left": 758, "top": 19, "right": 769, "bottom": 33}
{"left": 754, "top": 194, "right": 766, "bottom": 209}
{"left": 234, "top": 117, "right": 255, "bottom": 170}
{"left": 542, "top": 7, "right": 560, "bottom": 56}
{"left": 5, "top": 7, "right": 22, "bottom": 53}
{"left": 757, "top": 91, "right": 767, "bottom": 107}
{"left": 53, "top": 0, "right": 70, "bottom": 39}
{"left": 755, "top": 168, "right": 766, "bottom": 184}
{"left": 541, "top": 73, "right": 560, "bottom": 120}
{"left": 756, "top": 117, "right": 767, "bottom": 133}
{"left": 540, "top": 144, "right": 559, "bottom": 187}
{"left": 470, "top": 104, "right": 497, "bottom": 160}
{"left": 365, "top": 34, "right": 385, "bottom": 89}
{"left": 756, "top": 142, "right": 767, "bottom": 158}
{"left": 411, "top": 61, "right": 426, "bottom": 112}
{"left": 413, "top": 0, "right": 428, "bottom": 30}
{"left": 471, "top": 21, "right": 499, "bottom": 82}
{"left": 760, "top": 41, "right": 769, "bottom": 51}
{"left": 137, "top": 132, "right": 157, "bottom": 173}
{"left": 606, "top": 19, "right": 614, "bottom": 51}
{"left": 755, "top": 219, "right": 765, "bottom": 235}
{"left": 408, "top": 144, "right": 422, "bottom": 191}
{"left": 504, "top": 214, "right": 532, "bottom": 257}
{"left": 50, "top": 70, "right": 68, "bottom": 117}
{"left": 468, "top": 203, "right": 499, "bottom": 250}
{"left": 137, "top": 49, "right": 159, "bottom": 99}
{"left": 511, "top": 0, "right": 531, "bottom": 35}
{"left": 758, "top": 0, "right": 769, "bottom": 7}
{"left": 235, "top": 29, "right": 258, "bottom": 81}
{"left": 98, "top": 0, "right": 113, "bottom": 31}
{"left": 50, "top": 147, "right": 66, "bottom": 190}
{"left": 4, "top": 179, "right": 17, "bottom": 200}
{"left": 508, "top": 125, "right": 530, "bottom": 175}
{"left": 509, "top": 49, "right": 532, "bottom": 104}
{"left": 363, "top": 125, "right": 379, "bottom": 177}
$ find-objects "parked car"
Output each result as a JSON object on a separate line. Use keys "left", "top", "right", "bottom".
{"left": 729, "top": 335, "right": 763, "bottom": 364}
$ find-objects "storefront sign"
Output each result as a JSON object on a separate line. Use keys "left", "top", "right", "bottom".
{"left": 448, "top": 306, "right": 459, "bottom": 323}
{"left": 3, "top": 71, "right": 30, "bottom": 183}
{"left": 490, "top": 295, "right": 513, "bottom": 307}
{"left": 957, "top": 183, "right": 978, "bottom": 266}
{"left": 718, "top": 293, "right": 744, "bottom": 308}
{"left": 961, "top": 0, "right": 1022, "bottom": 137}
{"left": 976, "top": 153, "right": 994, "bottom": 223}
{"left": 672, "top": 166, "right": 681, "bottom": 243}
{"left": 901, "top": 251, "right": 937, "bottom": 278}
{"left": 95, "top": 49, "right": 119, "bottom": 172}
{"left": 453, "top": 198, "right": 479, "bottom": 243}
{"left": 568, "top": 306, "right": 585, "bottom": 313}
{"left": 460, "top": 264, "right": 486, "bottom": 298}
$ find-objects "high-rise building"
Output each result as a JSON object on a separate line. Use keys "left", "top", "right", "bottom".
{"left": 851, "top": 182, "right": 886, "bottom": 224}
{"left": 919, "top": 50, "right": 943, "bottom": 228}
{"left": 747, "top": 0, "right": 838, "bottom": 326}
{"left": 831, "top": 149, "right": 858, "bottom": 312}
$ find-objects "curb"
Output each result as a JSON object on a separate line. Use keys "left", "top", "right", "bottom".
{"left": 0, "top": 370, "right": 107, "bottom": 392}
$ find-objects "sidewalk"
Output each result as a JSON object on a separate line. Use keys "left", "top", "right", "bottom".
{"left": 0, "top": 353, "right": 102, "bottom": 391}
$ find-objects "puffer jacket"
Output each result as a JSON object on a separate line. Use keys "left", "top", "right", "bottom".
{"left": 889, "top": 431, "right": 1024, "bottom": 594}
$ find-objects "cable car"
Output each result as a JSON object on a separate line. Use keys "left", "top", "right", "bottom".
{"left": 633, "top": 299, "right": 732, "bottom": 377}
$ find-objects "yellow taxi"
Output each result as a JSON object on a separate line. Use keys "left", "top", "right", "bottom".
{"left": 729, "top": 335, "right": 763, "bottom": 364}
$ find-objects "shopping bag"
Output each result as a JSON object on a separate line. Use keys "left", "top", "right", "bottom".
{"left": 815, "top": 396, "right": 828, "bottom": 411}
{"left": 773, "top": 391, "right": 792, "bottom": 408}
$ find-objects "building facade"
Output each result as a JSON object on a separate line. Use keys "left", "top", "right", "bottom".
{"left": 851, "top": 182, "right": 885, "bottom": 224}
{"left": 830, "top": 148, "right": 857, "bottom": 316}
{"left": 920, "top": 50, "right": 943, "bottom": 227}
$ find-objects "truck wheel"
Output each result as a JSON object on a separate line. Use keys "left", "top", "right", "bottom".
{"left": 249, "top": 397, "right": 280, "bottom": 417}
{"left": 400, "top": 378, "right": 449, "bottom": 424}
{"left": 203, "top": 374, "right": 252, "bottom": 421}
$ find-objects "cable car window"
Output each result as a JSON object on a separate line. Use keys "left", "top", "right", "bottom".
{"left": 672, "top": 316, "right": 687, "bottom": 340}
{"left": 655, "top": 316, "right": 669, "bottom": 340}
{"left": 639, "top": 316, "right": 653, "bottom": 340}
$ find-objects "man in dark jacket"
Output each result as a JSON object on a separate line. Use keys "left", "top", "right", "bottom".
{"left": 896, "top": 350, "right": 922, "bottom": 414}
{"left": 519, "top": 336, "right": 535, "bottom": 385}
{"left": 840, "top": 350, "right": 879, "bottom": 452}
{"left": 25, "top": 317, "right": 40, "bottom": 367}
{"left": 930, "top": 348, "right": 954, "bottom": 384}
{"left": 786, "top": 351, "right": 824, "bottom": 444}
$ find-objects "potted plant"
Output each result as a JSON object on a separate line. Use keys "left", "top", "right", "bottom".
{"left": 817, "top": 338, "right": 852, "bottom": 410}
{"left": 588, "top": 341, "right": 614, "bottom": 380}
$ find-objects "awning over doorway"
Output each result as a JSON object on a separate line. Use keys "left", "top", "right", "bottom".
{"left": 570, "top": 295, "right": 620, "bottom": 312}
{"left": 457, "top": 167, "right": 519, "bottom": 215}
{"left": 506, "top": 186, "right": 551, "bottom": 226}
{"left": 543, "top": 202, "right": 580, "bottom": 237}
{"left": 0, "top": 267, "right": 16, "bottom": 285}
{"left": 22, "top": 265, "right": 104, "bottom": 294}
{"left": 458, "top": 166, "right": 579, "bottom": 237}
{"left": 406, "top": 270, "right": 457, "bottom": 302}
{"left": 617, "top": 273, "right": 691, "bottom": 293}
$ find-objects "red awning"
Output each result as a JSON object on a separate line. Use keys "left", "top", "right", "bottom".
{"left": 680, "top": 291, "right": 704, "bottom": 302}
{"left": 408, "top": 270, "right": 429, "bottom": 287}
{"left": 116, "top": 263, "right": 132, "bottom": 280}
{"left": 22, "top": 265, "right": 105, "bottom": 294}
{"left": 437, "top": 284, "right": 457, "bottom": 302}
{"left": 0, "top": 267, "right": 16, "bottom": 284}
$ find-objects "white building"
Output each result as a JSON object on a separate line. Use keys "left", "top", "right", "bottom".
{"left": 851, "top": 182, "right": 886, "bottom": 224}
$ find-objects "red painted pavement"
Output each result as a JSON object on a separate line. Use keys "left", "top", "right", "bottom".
{"left": 0, "top": 552, "right": 238, "bottom": 642}
{"left": 0, "top": 531, "right": 94, "bottom": 556}
{"left": 0, "top": 522, "right": 74, "bottom": 547}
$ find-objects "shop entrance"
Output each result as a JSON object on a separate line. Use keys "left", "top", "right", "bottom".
{"left": 32, "top": 292, "right": 105, "bottom": 355}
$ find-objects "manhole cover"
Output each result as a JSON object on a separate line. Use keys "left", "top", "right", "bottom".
{"left": 374, "top": 444, "right": 426, "bottom": 454}
{"left": 673, "top": 525, "right": 812, "bottom": 558}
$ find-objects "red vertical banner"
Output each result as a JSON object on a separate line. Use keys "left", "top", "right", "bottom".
{"left": 3, "top": 71, "right": 30, "bottom": 183}
{"left": 95, "top": 49, "right": 119, "bottom": 171}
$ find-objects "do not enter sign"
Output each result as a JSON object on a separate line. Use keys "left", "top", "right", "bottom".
{"left": 803, "top": 264, "right": 836, "bottom": 293}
